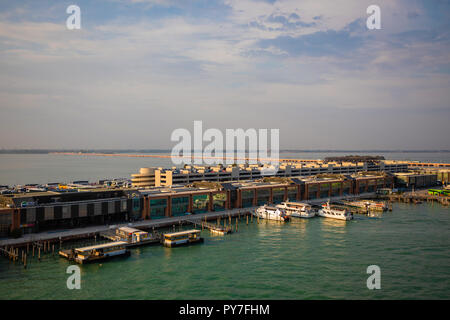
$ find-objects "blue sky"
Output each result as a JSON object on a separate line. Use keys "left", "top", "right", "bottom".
{"left": 0, "top": 0, "right": 449, "bottom": 149}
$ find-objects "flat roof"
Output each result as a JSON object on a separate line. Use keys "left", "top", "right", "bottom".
{"left": 118, "top": 226, "right": 142, "bottom": 233}
{"left": 164, "top": 229, "right": 201, "bottom": 237}
{"left": 75, "top": 241, "right": 128, "bottom": 252}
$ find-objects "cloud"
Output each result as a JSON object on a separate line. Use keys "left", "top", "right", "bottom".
{"left": 0, "top": 0, "right": 449, "bottom": 149}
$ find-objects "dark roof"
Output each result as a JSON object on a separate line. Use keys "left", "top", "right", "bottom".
{"left": 220, "top": 183, "right": 238, "bottom": 191}
{"left": 290, "top": 178, "right": 305, "bottom": 185}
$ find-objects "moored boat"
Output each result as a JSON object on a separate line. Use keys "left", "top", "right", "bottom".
{"left": 276, "top": 201, "right": 316, "bottom": 218}
{"left": 59, "top": 241, "right": 130, "bottom": 264}
{"left": 254, "top": 205, "right": 290, "bottom": 222}
{"left": 318, "top": 202, "right": 353, "bottom": 221}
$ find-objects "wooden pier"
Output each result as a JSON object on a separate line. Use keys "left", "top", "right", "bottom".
{"left": 183, "top": 216, "right": 234, "bottom": 235}
{"left": 0, "top": 208, "right": 256, "bottom": 265}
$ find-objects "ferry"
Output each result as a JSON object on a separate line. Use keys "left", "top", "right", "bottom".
{"left": 163, "top": 229, "right": 204, "bottom": 248}
{"left": 254, "top": 205, "right": 290, "bottom": 222}
{"left": 276, "top": 201, "right": 316, "bottom": 218}
{"left": 318, "top": 202, "right": 353, "bottom": 221}
{"left": 59, "top": 241, "right": 130, "bottom": 264}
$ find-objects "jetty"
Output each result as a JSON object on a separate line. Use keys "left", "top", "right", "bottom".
{"left": 183, "top": 216, "right": 233, "bottom": 235}
{"left": 0, "top": 208, "right": 255, "bottom": 249}
{"left": 379, "top": 190, "right": 449, "bottom": 206}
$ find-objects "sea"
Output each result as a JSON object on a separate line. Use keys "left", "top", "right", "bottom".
{"left": 0, "top": 202, "right": 449, "bottom": 299}
{"left": 0, "top": 151, "right": 449, "bottom": 299}
{"left": 0, "top": 151, "right": 449, "bottom": 186}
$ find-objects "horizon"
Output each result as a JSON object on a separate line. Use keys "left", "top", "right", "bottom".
{"left": 1, "top": 148, "right": 450, "bottom": 153}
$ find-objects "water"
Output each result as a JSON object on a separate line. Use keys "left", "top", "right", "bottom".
{"left": 1, "top": 151, "right": 449, "bottom": 186}
{"left": 0, "top": 202, "right": 449, "bottom": 299}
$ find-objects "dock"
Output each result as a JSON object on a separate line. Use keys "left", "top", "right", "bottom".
{"left": 0, "top": 208, "right": 255, "bottom": 249}
{"left": 99, "top": 227, "right": 162, "bottom": 247}
{"left": 183, "top": 216, "right": 233, "bottom": 235}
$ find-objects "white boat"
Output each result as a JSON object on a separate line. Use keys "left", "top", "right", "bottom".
{"left": 276, "top": 201, "right": 316, "bottom": 218}
{"left": 254, "top": 205, "right": 290, "bottom": 222}
{"left": 318, "top": 202, "right": 353, "bottom": 221}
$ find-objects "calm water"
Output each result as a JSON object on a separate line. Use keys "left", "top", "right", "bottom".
{"left": 0, "top": 202, "right": 449, "bottom": 300}
{"left": 1, "top": 151, "right": 450, "bottom": 186}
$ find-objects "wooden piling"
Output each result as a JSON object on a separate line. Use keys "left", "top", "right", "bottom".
{"left": 38, "top": 248, "right": 41, "bottom": 261}
{"left": 24, "top": 254, "right": 27, "bottom": 269}
{"left": 246, "top": 215, "right": 249, "bottom": 225}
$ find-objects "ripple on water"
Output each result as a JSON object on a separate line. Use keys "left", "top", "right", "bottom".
{"left": 0, "top": 203, "right": 449, "bottom": 299}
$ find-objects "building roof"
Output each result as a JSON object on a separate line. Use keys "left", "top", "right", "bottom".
{"left": 75, "top": 241, "right": 128, "bottom": 252}
{"left": 164, "top": 229, "right": 201, "bottom": 237}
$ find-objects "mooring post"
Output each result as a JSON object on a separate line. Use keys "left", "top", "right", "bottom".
{"left": 24, "top": 253, "right": 27, "bottom": 269}
{"left": 38, "top": 247, "right": 41, "bottom": 261}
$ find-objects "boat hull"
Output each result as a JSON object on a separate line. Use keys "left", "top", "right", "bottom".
{"left": 163, "top": 238, "right": 204, "bottom": 248}
{"left": 125, "top": 239, "right": 160, "bottom": 248}
{"left": 318, "top": 210, "right": 353, "bottom": 221}
{"left": 254, "top": 212, "right": 290, "bottom": 222}
{"left": 290, "top": 212, "right": 316, "bottom": 219}
{"left": 75, "top": 250, "right": 131, "bottom": 264}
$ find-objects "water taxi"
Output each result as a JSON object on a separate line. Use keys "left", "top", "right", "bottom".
{"left": 254, "top": 205, "right": 290, "bottom": 222}
{"left": 276, "top": 201, "right": 316, "bottom": 218}
{"left": 318, "top": 202, "right": 353, "bottom": 221}
{"left": 163, "top": 229, "right": 204, "bottom": 248}
{"left": 59, "top": 241, "right": 130, "bottom": 264}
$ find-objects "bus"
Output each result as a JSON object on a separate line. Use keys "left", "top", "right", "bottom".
{"left": 428, "top": 189, "right": 450, "bottom": 196}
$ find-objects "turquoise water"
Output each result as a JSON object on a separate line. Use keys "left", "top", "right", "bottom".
{"left": 0, "top": 202, "right": 449, "bottom": 300}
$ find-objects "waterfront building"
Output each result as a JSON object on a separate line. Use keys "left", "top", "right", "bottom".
{"left": 131, "top": 167, "right": 158, "bottom": 187}
{"left": 0, "top": 188, "right": 142, "bottom": 236}
{"left": 410, "top": 169, "right": 449, "bottom": 185}
{"left": 393, "top": 172, "right": 438, "bottom": 188}
{"left": 131, "top": 160, "right": 408, "bottom": 187}
{"left": 0, "top": 173, "right": 394, "bottom": 237}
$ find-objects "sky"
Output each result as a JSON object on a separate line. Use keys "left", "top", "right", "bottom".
{"left": 0, "top": 0, "right": 449, "bottom": 150}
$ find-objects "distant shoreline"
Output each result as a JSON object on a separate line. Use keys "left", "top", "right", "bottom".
{"left": 1, "top": 149, "right": 449, "bottom": 154}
